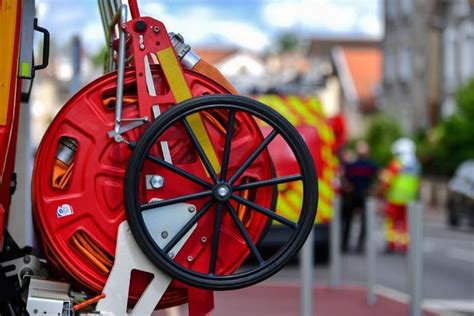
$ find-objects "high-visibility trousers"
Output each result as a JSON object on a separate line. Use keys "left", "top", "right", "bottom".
{"left": 384, "top": 203, "right": 409, "bottom": 252}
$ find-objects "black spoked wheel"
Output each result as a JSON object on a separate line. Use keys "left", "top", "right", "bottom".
{"left": 124, "top": 94, "right": 318, "bottom": 290}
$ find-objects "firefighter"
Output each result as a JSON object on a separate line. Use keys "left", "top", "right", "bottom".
{"left": 380, "top": 138, "right": 420, "bottom": 253}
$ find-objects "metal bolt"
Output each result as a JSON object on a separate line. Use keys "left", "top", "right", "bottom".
{"left": 114, "top": 134, "right": 124, "bottom": 143}
{"left": 161, "top": 231, "right": 168, "bottom": 239}
{"left": 187, "top": 256, "right": 193, "bottom": 262}
{"left": 188, "top": 206, "right": 195, "bottom": 213}
{"left": 150, "top": 175, "right": 164, "bottom": 189}
{"left": 139, "top": 44, "right": 145, "bottom": 50}
{"left": 201, "top": 236, "right": 207, "bottom": 243}
{"left": 168, "top": 252, "right": 174, "bottom": 259}
{"left": 153, "top": 26, "right": 160, "bottom": 33}
{"left": 218, "top": 186, "right": 229, "bottom": 197}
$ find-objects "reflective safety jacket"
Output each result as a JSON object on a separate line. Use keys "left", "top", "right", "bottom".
{"left": 381, "top": 157, "right": 420, "bottom": 205}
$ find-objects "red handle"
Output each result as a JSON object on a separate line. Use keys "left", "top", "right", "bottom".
{"left": 128, "top": 0, "right": 140, "bottom": 18}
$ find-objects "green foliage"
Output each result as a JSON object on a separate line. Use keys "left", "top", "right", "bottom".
{"left": 92, "top": 46, "right": 107, "bottom": 68}
{"left": 455, "top": 78, "right": 474, "bottom": 120}
{"left": 428, "top": 80, "right": 474, "bottom": 175}
{"left": 276, "top": 32, "right": 302, "bottom": 53}
{"left": 364, "top": 114, "right": 402, "bottom": 166}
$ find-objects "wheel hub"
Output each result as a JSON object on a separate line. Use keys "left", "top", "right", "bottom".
{"left": 213, "top": 183, "right": 232, "bottom": 202}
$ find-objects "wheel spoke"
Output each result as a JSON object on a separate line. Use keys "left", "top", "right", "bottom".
{"left": 127, "top": 141, "right": 212, "bottom": 189}
{"left": 220, "top": 110, "right": 236, "bottom": 181}
{"left": 229, "top": 130, "right": 278, "bottom": 184}
{"left": 231, "top": 194, "right": 297, "bottom": 229}
{"left": 209, "top": 203, "right": 224, "bottom": 274}
{"left": 163, "top": 199, "right": 214, "bottom": 253}
{"left": 225, "top": 202, "right": 264, "bottom": 265}
{"left": 233, "top": 174, "right": 303, "bottom": 191}
{"left": 140, "top": 190, "right": 212, "bottom": 211}
{"left": 182, "top": 118, "right": 219, "bottom": 183}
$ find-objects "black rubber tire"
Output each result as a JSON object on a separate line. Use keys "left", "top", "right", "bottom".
{"left": 124, "top": 94, "right": 318, "bottom": 290}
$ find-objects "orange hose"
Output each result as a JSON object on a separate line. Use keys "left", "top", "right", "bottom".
{"left": 78, "top": 231, "right": 113, "bottom": 266}
{"left": 75, "top": 232, "right": 113, "bottom": 268}
{"left": 70, "top": 235, "right": 110, "bottom": 274}
{"left": 192, "top": 59, "right": 238, "bottom": 95}
{"left": 73, "top": 293, "right": 106, "bottom": 311}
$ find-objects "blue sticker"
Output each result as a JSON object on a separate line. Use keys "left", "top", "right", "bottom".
{"left": 56, "top": 204, "right": 74, "bottom": 218}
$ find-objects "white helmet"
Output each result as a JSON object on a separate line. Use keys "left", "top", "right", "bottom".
{"left": 391, "top": 137, "right": 415, "bottom": 156}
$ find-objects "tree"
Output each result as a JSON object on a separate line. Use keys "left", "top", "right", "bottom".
{"left": 364, "top": 114, "right": 402, "bottom": 166}
{"left": 276, "top": 32, "right": 302, "bottom": 53}
{"left": 429, "top": 78, "right": 474, "bottom": 175}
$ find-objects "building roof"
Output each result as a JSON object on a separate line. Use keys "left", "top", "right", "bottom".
{"left": 194, "top": 48, "right": 239, "bottom": 65}
{"left": 331, "top": 46, "right": 382, "bottom": 112}
{"left": 307, "top": 37, "right": 380, "bottom": 57}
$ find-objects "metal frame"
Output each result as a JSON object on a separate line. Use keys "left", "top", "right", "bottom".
{"left": 98, "top": 2, "right": 149, "bottom": 141}
{"left": 96, "top": 202, "right": 197, "bottom": 315}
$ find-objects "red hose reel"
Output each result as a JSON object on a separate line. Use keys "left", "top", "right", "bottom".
{"left": 32, "top": 5, "right": 318, "bottom": 313}
{"left": 32, "top": 65, "right": 273, "bottom": 307}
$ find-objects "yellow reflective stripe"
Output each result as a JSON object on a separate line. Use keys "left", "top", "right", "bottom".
{"left": 0, "top": 0, "right": 19, "bottom": 125}
{"left": 307, "top": 97, "right": 324, "bottom": 116}
{"left": 316, "top": 200, "right": 331, "bottom": 222}
{"left": 275, "top": 196, "right": 294, "bottom": 216}
{"left": 266, "top": 95, "right": 300, "bottom": 125}
{"left": 317, "top": 123, "right": 334, "bottom": 143}
{"left": 156, "top": 48, "right": 192, "bottom": 102}
{"left": 156, "top": 47, "right": 221, "bottom": 174}
{"left": 322, "top": 168, "right": 334, "bottom": 183}
{"left": 287, "top": 95, "right": 317, "bottom": 125}
{"left": 321, "top": 147, "right": 334, "bottom": 166}
{"left": 318, "top": 180, "right": 333, "bottom": 201}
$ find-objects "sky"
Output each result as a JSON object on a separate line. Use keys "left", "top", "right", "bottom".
{"left": 36, "top": 0, "right": 383, "bottom": 54}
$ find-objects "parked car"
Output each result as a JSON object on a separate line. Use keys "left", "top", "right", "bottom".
{"left": 447, "top": 159, "right": 474, "bottom": 228}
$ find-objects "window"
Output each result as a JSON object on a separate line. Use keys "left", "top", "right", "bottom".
{"left": 444, "top": 27, "right": 457, "bottom": 91}
{"left": 400, "top": 0, "right": 413, "bottom": 18}
{"left": 398, "top": 47, "right": 412, "bottom": 83}
{"left": 384, "top": 49, "right": 395, "bottom": 84}
{"left": 460, "top": 21, "right": 474, "bottom": 83}
{"left": 387, "top": 0, "right": 397, "bottom": 21}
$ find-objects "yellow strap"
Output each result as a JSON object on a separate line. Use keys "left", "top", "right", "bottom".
{"left": 156, "top": 47, "right": 221, "bottom": 174}
{"left": 0, "top": 0, "right": 19, "bottom": 125}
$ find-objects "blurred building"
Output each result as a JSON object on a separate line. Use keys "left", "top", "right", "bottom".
{"left": 382, "top": 0, "right": 442, "bottom": 133}
{"left": 330, "top": 46, "right": 382, "bottom": 136}
{"left": 433, "top": 0, "right": 474, "bottom": 117}
{"left": 382, "top": 0, "right": 474, "bottom": 133}
{"left": 306, "top": 37, "right": 381, "bottom": 136}
{"left": 195, "top": 47, "right": 268, "bottom": 94}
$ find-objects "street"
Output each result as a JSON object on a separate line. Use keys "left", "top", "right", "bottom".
{"left": 160, "top": 207, "right": 474, "bottom": 315}
{"left": 272, "top": 207, "right": 474, "bottom": 313}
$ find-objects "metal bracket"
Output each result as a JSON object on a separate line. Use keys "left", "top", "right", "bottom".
{"left": 25, "top": 277, "right": 72, "bottom": 316}
{"left": 96, "top": 202, "right": 197, "bottom": 315}
{"left": 107, "top": 116, "right": 149, "bottom": 140}
{"left": 2, "top": 254, "right": 43, "bottom": 288}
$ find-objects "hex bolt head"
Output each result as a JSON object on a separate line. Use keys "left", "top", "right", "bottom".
{"left": 168, "top": 252, "right": 175, "bottom": 259}
{"left": 150, "top": 175, "right": 164, "bottom": 189}
{"left": 187, "top": 256, "right": 193, "bottom": 262}
{"left": 188, "top": 206, "right": 195, "bottom": 213}
{"left": 161, "top": 231, "right": 168, "bottom": 239}
{"left": 201, "top": 236, "right": 207, "bottom": 243}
